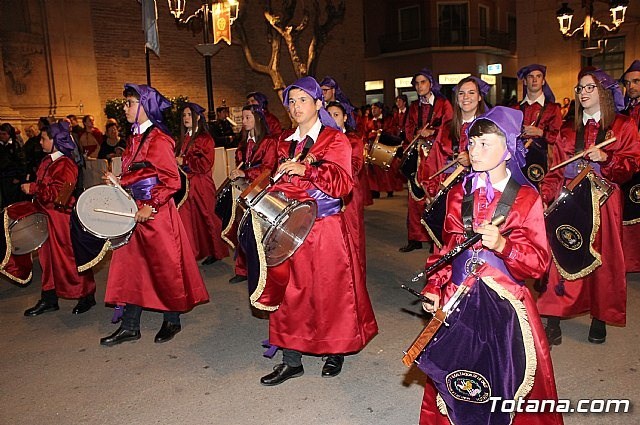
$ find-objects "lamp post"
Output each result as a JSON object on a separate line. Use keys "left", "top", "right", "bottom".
{"left": 167, "top": 0, "right": 239, "bottom": 125}
{"left": 556, "top": 0, "right": 629, "bottom": 62}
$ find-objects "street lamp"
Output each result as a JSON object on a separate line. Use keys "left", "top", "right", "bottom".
{"left": 167, "top": 0, "right": 240, "bottom": 124}
{"left": 556, "top": 1, "right": 629, "bottom": 40}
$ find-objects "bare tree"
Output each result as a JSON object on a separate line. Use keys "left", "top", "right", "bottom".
{"left": 235, "top": 0, "right": 346, "bottom": 101}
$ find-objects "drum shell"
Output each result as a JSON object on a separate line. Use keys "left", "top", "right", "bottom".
{"left": 366, "top": 141, "right": 397, "bottom": 169}
{"left": 5, "top": 201, "right": 49, "bottom": 255}
{"left": 75, "top": 185, "right": 137, "bottom": 239}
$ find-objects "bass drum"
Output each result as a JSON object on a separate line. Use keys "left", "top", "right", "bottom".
{"left": 75, "top": 185, "right": 138, "bottom": 241}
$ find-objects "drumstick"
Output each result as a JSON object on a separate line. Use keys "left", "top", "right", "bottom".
{"left": 272, "top": 137, "right": 315, "bottom": 183}
{"left": 94, "top": 208, "right": 154, "bottom": 220}
{"left": 428, "top": 158, "right": 461, "bottom": 180}
{"left": 106, "top": 173, "right": 132, "bottom": 200}
{"left": 549, "top": 137, "right": 617, "bottom": 171}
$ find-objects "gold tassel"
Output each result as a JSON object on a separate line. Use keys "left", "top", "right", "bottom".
{"left": 249, "top": 209, "right": 278, "bottom": 312}
{"left": 221, "top": 201, "right": 239, "bottom": 249}
{"left": 77, "top": 240, "right": 111, "bottom": 272}
{"left": 421, "top": 218, "right": 443, "bottom": 249}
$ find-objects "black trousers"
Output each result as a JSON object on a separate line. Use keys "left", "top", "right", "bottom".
{"left": 121, "top": 304, "right": 180, "bottom": 331}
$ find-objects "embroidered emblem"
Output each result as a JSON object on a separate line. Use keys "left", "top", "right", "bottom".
{"left": 629, "top": 184, "right": 640, "bottom": 204}
{"left": 464, "top": 257, "right": 485, "bottom": 276}
{"left": 527, "top": 164, "right": 545, "bottom": 182}
{"left": 446, "top": 370, "right": 491, "bottom": 403}
{"left": 556, "top": 224, "right": 583, "bottom": 250}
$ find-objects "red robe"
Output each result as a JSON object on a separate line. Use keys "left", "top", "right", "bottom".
{"left": 265, "top": 110, "right": 283, "bottom": 136}
{"left": 27, "top": 154, "right": 95, "bottom": 298}
{"left": 231, "top": 135, "right": 279, "bottom": 276}
{"left": 178, "top": 132, "right": 229, "bottom": 261}
{"left": 366, "top": 115, "right": 397, "bottom": 192}
{"left": 420, "top": 183, "right": 562, "bottom": 425}
{"left": 105, "top": 127, "right": 209, "bottom": 312}
{"left": 622, "top": 102, "right": 640, "bottom": 272}
{"left": 538, "top": 115, "right": 640, "bottom": 325}
{"left": 344, "top": 131, "right": 367, "bottom": 278}
{"left": 404, "top": 96, "right": 453, "bottom": 241}
{"left": 268, "top": 126, "right": 378, "bottom": 354}
{"left": 513, "top": 101, "right": 563, "bottom": 146}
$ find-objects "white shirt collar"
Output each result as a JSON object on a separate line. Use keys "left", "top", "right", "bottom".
{"left": 136, "top": 120, "right": 153, "bottom": 135}
{"left": 582, "top": 110, "right": 601, "bottom": 125}
{"left": 462, "top": 116, "right": 475, "bottom": 124}
{"left": 50, "top": 151, "right": 64, "bottom": 162}
{"left": 474, "top": 169, "right": 512, "bottom": 192}
{"left": 423, "top": 92, "right": 435, "bottom": 106}
{"left": 523, "top": 93, "right": 545, "bottom": 107}
{"left": 186, "top": 129, "right": 192, "bottom": 137}
{"left": 399, "top": 108, "right": 407, "bottom": 114}
{"left": 285, "top": 117, "right": 322, "bottom": 142}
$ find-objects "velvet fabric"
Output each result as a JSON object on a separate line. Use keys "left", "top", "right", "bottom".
{"left": 49, "top": 121, "right": 78, "bottom": 159}
{"left": 178, "top": 132, "right": 228, "bottom": 261}
{"left": 419, "top": 182, "right": 562, "bottom": 425}
{"left": 28, "top": 156, "right": 95, "bottom": 298}
{"left": 538, "top": 114, "right": 640, "bottom": 325}
{"left": 266, "top": 126, "right": 378, "bottom": 354}
{"left": 105, "top": 127, "right": 208, "bottom": 312}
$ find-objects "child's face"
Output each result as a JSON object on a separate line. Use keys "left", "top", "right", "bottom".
{"left": 468, "top": 132, "right": 509, "bottom": 172}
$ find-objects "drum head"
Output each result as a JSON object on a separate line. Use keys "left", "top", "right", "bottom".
{"left": 263, "top": 200, "right": 317, "bottom": 266}
{"left": 76, "top": 185, "right": 137, "bottom": 238}
{"left": 9, "top": 212, "right": 49, "bottom": 255}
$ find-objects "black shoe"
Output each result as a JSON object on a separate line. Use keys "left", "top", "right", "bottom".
{"left": 387, "top": 192, "right": 394, "bottom": 198}
{"left": 72, "top": 294, "right": 96, "bottom": 315}
{"left": 399, "top": 241, "right": 422, "bottom": 253}
{"left": 321, "top": 355, "right": 344, "bottom": 377}
{"left": 588, "top": 318, "right": 606, "bottom": 344}
{"left": 260, "top": 364, "right": 304, "bottom": 386}
{"left": 229, "top": 274, "right": 248, "bottom": 284}
{"left": 24, "top": 299, "right": 59, "bottom": 317}
{"left": 201, "top": 256, "right": 219, "bottom": 266}
{"left": 545, "top": 324, "right": 562, "bottom": 347}
{"left": 154, "top": 321, "right": 182, "bottom": 343}
{"left": 100, "top": 327, "right": 141, "bottom": 347}
{"left": 371, "top": 191, "right": 380, "bottom": 199}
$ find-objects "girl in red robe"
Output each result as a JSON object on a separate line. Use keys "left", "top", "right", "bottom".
{"left": 21, "top": 121, "right": 96, "bottom": 316}
{"left": 100, "top": 84, "right": 209, "bottom": 347}
{"left": 226, "top": 104, "right": 278, "bottom": 283}
{"left": 177, "top": 103, "right": 228, "bottom": 265}
{"left": 258, "top": 77, "right": 377, "bottom": 386}
{"left": 538, "top": 68, "right": 640, "bottom": 345}
{"left": 419, "top": 107, "right": 562, "bottom": 425}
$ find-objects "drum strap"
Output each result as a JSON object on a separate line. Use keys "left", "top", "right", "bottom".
{"left": 462, "top": 178, "right": 521, "bottom": 238}
{"left": 519, "top": 102, "right": 547, "bottom": 128}
{"left": 126, "top": 126, "right": 154, "bottom": 172}
{"left": 287, "top": 127, "right": 324, "bottom": 160}
{"left": 575, "top": 124, "right": 606, "bottom": 155}
{"left": 417, "top": 101, "right": 435, "bottom": 135}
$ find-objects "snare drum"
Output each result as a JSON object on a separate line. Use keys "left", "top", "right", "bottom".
{"left": 4, "top": 201, "right": 49, "bottom": 255}
{"left": 75, "top": 185, "right": 138, "bottom": 246}
{"left": 366, "top": 130, "right": 398, "bottom": 170}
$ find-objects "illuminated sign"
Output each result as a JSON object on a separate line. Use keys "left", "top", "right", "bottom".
{"left": 487, "top": 63, "right": 503, "bottom": 75}
{"left": 438, "top": 74, "right": 471, "bottom": 85}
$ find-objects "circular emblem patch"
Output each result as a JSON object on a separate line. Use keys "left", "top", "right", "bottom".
{"left": 556, "top": 224, "right": 583, "bottom": 250}
{"left": 445, "top": 370, "right": 491, "bottom": 403}
{"left": 629, "top": 184, "right": 640, "bottom": 204}
{"left": 527, "top": 164, "right": 545, "bottom": 182}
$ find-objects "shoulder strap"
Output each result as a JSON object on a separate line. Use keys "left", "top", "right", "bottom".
{"left": 461, "top": 177, "right": 521, "bottom": 238}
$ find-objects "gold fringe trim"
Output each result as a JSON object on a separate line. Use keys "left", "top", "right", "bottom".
{"left": 552, "top": 175, "right": 602, "bottom": 280}
{"left": 175, "top": 167, "right": 190, "bottom": 210}
{"left": 248, "top": 209, "right": 277, "bottom": 312}
{"left": 623, "top": 217, "right": 640, "bottom": 226}
{"left": 436, "top": 393, "right": 448, "bottom": 416}
{"left": 0, "top": 268, "right": 32, "bottom": 285}
{"left": 221, "top": 201, "right": 239, "bottom": 250}
{"left": 482, "top": 276, "right": 537, "bottom": 424}
{"left": 421, "top": 218, "right": 443, "bottom": 249}
{"left": 77, "top": 240, "right": 111, "bottom": 272}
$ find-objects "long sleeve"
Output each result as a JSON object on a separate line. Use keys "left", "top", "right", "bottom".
{"left": 184, "top": 133, "right": 215, "bottom": 175}
{"left": 245, "top": 136, "right": 278, "bottom": 181}
{"left": 31, "top": 157, "right": 77, "bottom": 206}
{"left": 600, "top": 115, "right": 640, "bottom": 185}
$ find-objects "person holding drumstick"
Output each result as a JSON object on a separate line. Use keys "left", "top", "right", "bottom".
{"left": 418, "top": 107, "right": 562, "bottom": 425}
{"left": 258, "top": 77, "right": 377, "bottom": 385}
{"left": 21, "top": 121, "right": 97, "bottom": 316}
{"left": 176, "top": 102, "right": 229, "bottom": 266}
{"left": 226, "top": 104, "right": 278, "bottom": 284}
{"left": 100, "top": 84, "right": 209, "bottom": 346}
{"left": 538, "top": 68, "right": 640, "bottom": 346}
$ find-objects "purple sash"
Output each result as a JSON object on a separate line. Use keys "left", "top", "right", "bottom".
{"left": 451, "top": 248, "right": 523, "bottom": 286}
{"left": 564, "top": 161, "right": 601, "bottom": 180}
{"left": 125, "top": 177, "right": 159, "bottom": 201}
{"left": 306, "top": 189, "right": 341, "bottom": 218}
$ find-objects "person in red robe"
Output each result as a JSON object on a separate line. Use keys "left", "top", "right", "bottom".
{"left": 539, "top": 68, "right": 640, "bottom": 346}
{"left": 619, "top": 60, "right": 640, "bottom": 272}
{"left": 514, "top": 64, "right": 563, "bottom": 186}
{"left": 366, "top": 101, "right": 398, "bottom": 198}
{"left": 246, "top": 91, "right": 283, "bottom": 136}
{"left": 326, "top": 100, "right": 367, "bottom": 279}
{"left": 259, "top": 77, "right": 377, "bottom": 386}
{"left": 421, "top": 76, "right": 490, "bottom": 249}
{"left": 418, "top": 107, "right": 562, "bottom": 425}
{"left": 78, "top": 114, "right": 103, "bottom": 157}
{"left": 100, "top": 84, "right": 209, "bottom": 347}
{"left": 176, "top": 103, "right": 228, "bottom": 265}
{"left": 401, "top": 68, "right": 453, "bottom": 252}
{"left": 226, "top": 104, "right": 278, "bottom": 283}
{"left": 20, "top": 121, "right": 96, "bottom": 316}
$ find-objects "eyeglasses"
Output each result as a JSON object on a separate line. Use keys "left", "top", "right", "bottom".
{"left": 574, "top": 84, "right": 597, "bottom": 94}
{"left": 124, "top": 100, "right": 140, "bottom": 108}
